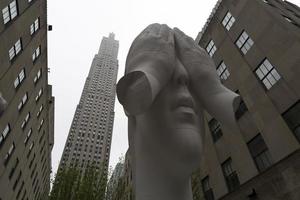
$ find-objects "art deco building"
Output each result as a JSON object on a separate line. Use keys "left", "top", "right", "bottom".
{"left": 107, "top": 150, "right": 133, "bottom": 200}
{"left": 0, "top": 0, "right": 54, "bottom": 200}
{"left": 196, "top": 0, "right": 300, "bottom": 199}
{"left": 58, "top": 33, "right": 119, "bottom": 174}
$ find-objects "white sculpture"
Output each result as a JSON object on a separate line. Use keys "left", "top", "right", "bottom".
{"left": 117, "top": 24, "right": 240, "bottom": 200}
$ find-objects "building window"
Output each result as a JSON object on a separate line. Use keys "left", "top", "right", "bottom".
{"left": 33, "top": 69, "right": 42, "bottom": 84}
{"left": 30, "top": 17, "right": 40, "bottom": 35}
{"left": 222, "top": 158, "right": 240, "bottom": 192}
{"left": 0, "top": 124, "right": 11, "bottom": 147}
{"left": 247, "top": 134, "right": 273, "bottom": 172}
{"left": 36, "top": 104, "right": 43, "bottom": 118}
{"left": 35, "top": 88, "right": 43, "bottom": 102}
{"left": 12, "top": 171, "right": 22, "bottom": 191}
{"left": 24, "top": 128, "right": 32, "bottom": 146}
{"left": 208, "top": 118, "right": 223, "bottom": 142}
{"left": 32, "top": 46, "right": 41, "bottom": 62}
{"left": 27, "top": 142, "right": 34, "bottom": 158}
{"left": 2, "top": 0, "right": 18, "bottom": 24}
{"left": 255, "top": 58, "right": 281, "bottom": 90}
{"left": 235, "top": 31, "right": 254, "bottom": 55}
{"left": 235, "top": 97, "right": 248, "bottom": 120}
{"left": 216, "top": 61, "right": 230, "bottom": 80}
{"left": 9, "top": 158, "right": 19, "bottom": 180}
{"left": 202, "top": 176, "right": 214, "bottom": 200}
{"left": 14, "top": 68, "right": 26, "bottom": 89}
{"left": 21, "top": 112, "right": 30, "bottom": 130}
{"left": 222, "top": 11, "right": 235, "bottom": 30}
{"left": 206, "top": 40, "right": 217, "bottom": 57}
{"left": 4, "top": 142, "right": 15, "bottom": 166}
{"left": 9, "top": 38, "right": 22, "bottom": 61}
{"left": 18, "top": 93, "right": 28, "bottom": 111}
{"left": 282, "top": 101, "right": 300, "bottom": 142}
{"left": 38, "top": 119, "right": 44, "bottom": 131}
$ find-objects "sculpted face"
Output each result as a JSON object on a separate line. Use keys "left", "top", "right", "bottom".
{"left": 117, "top": 24, "right": 240, "bottom": 200}
{"left": 135, "top": 58, "right": 204, "bottom": 172}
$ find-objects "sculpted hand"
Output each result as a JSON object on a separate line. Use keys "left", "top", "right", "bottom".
{"left": 117, "top": 24, "right": 175, "bottom": 115}
{"left": 174, "top": 27, "right": 240, "bottom": 130}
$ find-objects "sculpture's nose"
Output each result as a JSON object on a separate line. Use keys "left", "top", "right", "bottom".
{"left": 172, "top": 58, "right": 195, "bottom": 109}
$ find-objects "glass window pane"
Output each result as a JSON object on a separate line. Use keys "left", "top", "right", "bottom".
{"left": 25, "top": 113, "right": 30, "bottom": 121}
{"left": 222, "top": 19, "right": 227, "bottom": 26}
{"left": 9, "top": 1, "right": 17, "bottom": 19}
{"left": 241, "top": 47, "right": 247, "bottom": 54}
{"left": 256, "top": 69, "right": 264, "bottom": 80}
{"left": 271, "top": 69, "right": 281, "bottom": 81}
{"left": 9, "top": 47, "right": 15, "bottom": 60}
{"left": 22, "top": 93, "right": 27, "bottom": 103}
{"left": 2, "top": 7, "right": 10, "bottom": 24}
{"left": 14, "top": 78, "right": 19, "bottom": 88}
{"left": 30, "top": 24, "right": 34, "bottom": 34}
{"left": 267, "top": 73, "right": 276, "bottom": 85}
{"left": 8, "top": 143, "right": 14, "bottom": 154}
{"left": 3, "top": 125, "right": 10, "bottom": 138}
{"left": 19, "top": 69, "right": 25, "bottom": 82}
{"left": 247, "top": 38, "right": 254, "bottom": 47}
{"left": 15, "top": 39, "right": 21, "bottom": 54}
{"left": 263, "top": 79, "right": 272, "bottom": 90}
{"left": 242, "top": 31, "right": 248, "bottom": 40}
{"left": 260, "top": 64, "right": 269, "bottom": 75}
{"left": 37, "top": 69, "right": 41, "bottom": 77}
{"left": 264, "top": 59, "right": 273, "bottom": 70}
{"left": 36, "top": 47, "right": 40, "bottom": 56}
{"left": 18, "top": 102, "right": 22, "bottom": 110}
{"left": 236, "top": 40, "right": 242, "bottom": 48}
{"left": 34, "top": 18, "right": 39, "bottom": 30}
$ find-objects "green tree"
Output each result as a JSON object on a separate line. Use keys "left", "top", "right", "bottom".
{"left": 50, "top": 164, "right": 108, "bottom": 200}
{"left": 191, "top": 169, "right": 205, "bottom": 200}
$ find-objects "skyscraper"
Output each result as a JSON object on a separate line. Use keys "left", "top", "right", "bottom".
{"left": 0, "top": 0, "right": 54, "bottom": 199}
{"left": 195, "top": 0, "right": 300, "bottom": 199}
{"left": 58, "top": 33, "right": 119, "bottom": 174}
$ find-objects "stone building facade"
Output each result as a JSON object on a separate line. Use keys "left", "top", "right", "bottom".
{"left": 0, "top": 0, "right": 54, "bottom": 199}
{"left": 196, "top": 0, "right": 300, "bottom": 199}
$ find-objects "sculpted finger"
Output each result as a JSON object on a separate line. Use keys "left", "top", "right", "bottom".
{"left": 173, "top": 27, "right": 186, "bottom": 38}
{"left": 145, "top": 23, "right": 161, "bottom": 36}
{"left": 174, "top": 27, "right": 194, "bottom": 45}
{"left": 159, "top": 24, "right": 172, "bottom": 41}
{"left": 174, "top": 28, "right": 189, "bottom": 49}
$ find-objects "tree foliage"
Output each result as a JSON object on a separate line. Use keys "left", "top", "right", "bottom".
{"left": 49, "top": 164, "right": 107, "bottom": 200}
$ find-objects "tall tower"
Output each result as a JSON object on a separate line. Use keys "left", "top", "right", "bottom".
{"left": 0, "top": 0, "right": 54, "bottom": 199}
{"left": 59, "top": 33, "right": 119, "bottom": 173}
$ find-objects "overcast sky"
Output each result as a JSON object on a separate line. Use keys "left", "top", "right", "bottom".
{"left": 48, "top": 0, "right": 300, "bottom": 175}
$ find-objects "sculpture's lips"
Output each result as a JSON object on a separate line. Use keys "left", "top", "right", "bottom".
{"left": 173, "top": 97, "right": 195, "bottom": 111}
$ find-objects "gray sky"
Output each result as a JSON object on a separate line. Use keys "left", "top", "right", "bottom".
{"left": 48, "top": 0, "right": 300, "bottom": 174}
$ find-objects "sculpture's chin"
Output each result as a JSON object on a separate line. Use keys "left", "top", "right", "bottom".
{"left": 169, "top": 128, "right": 202, "bottom": 173}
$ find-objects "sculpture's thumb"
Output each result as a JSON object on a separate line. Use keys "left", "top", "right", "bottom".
{"left": 116, "top": 71, "right": 159, "bottom": 115}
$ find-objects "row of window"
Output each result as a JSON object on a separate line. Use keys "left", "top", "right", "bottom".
{"left": 206, "top": 24, "right": 281, "bottom": 90}
{"left": 9, "top": 39, "right": 22, "bottom": 61}
{"left": 0, "top": 124, "right": 11, "bottom": 147}
{"left": 2, "top": 88, "right": 44, "bottom": 167}
{"left": 202, "top": 133, "right": 272, "bottom": 199}
{"left": 2, "top": 0, "right": 18, "bottom": 24}
{"left": 14, "top": 68, "right": 42, "bottom": 93}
